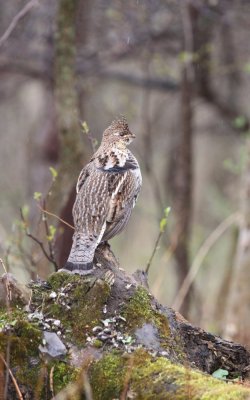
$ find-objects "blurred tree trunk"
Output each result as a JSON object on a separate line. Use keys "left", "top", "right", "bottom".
{"left": 172, "top": 66, "right": 193, "bottom": 318}
{"left": 223, "top": 139, "right": 250, "bottom": 347}
{"left": 170, "top": 3, "right": 194, "bottom": 318}
{"left": 52, "top": 0, "right": 85, "bottom": 207}
{"left": 52, "top": 0, "right": 91, "bottom": 267}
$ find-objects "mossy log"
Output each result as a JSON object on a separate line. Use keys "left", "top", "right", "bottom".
{"left": 0, "top": 244, "right": 250, "bottom": 399}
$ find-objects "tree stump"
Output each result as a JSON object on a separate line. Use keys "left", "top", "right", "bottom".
{"left": 0, "top": 244, "right": 250, "bottom": 399}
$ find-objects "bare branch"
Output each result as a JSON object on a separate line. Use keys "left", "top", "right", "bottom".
{"left": 145, "top": 231, "right": 163, "bottom": 275}
{"left": 0, "top": 258, "right": 7, "bottom": 274}
{"left": 0, "top": 0, "right": 39, "bottom": 48}
{"left": 20, "top": 208, "right": 58, "bottom": 270}
{"left": 36, "top": 204, "right": 74, "bottom": 230}
{"left": 41, "top": 199, "right": 58, "bottom": 272}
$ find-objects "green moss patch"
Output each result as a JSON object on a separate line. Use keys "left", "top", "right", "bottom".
{"left": 45, "top": 272, "right": 111, "bottom": 344}
{"left": 123, "top": 286, "right": 170, "bottom": 343}
{"left": 0, "top": 312, "right": 41, "bottom": 365}
{"left": 0, "top": 309, "right": 43, "bottom": 394}
{"left": 52, "top": 361, "right": 79, "bottom": 394}
{"left": 89, "top": 349, "right": 250, "bottom": 400}
{"left": 90, "top": 351, "right": 126, "bottom": 400}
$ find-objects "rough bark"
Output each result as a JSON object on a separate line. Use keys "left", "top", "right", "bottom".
{"left": 0, "top": 245, "right": 250, "bottom": 400}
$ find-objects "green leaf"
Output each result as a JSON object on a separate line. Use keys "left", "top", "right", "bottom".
{"left": 212, "top": 368, "right": 229, "bottom": 380}
{"left": 160, "top": 218, "right": 167, "bottom": 233}
{"left": 47, "top": 225, "right": 57, "bottom": 242}
{"left": 49, "top": 167, "right": 58, "bottom": 181}
{"left": 21, "top": 205, "right": 29, "bottom": 218}
{"left": 81, "top": 121, "right": 89, "bottom": 134}
{"left": 243, "top": 62, "right": 250, "bottom": 73}
{"left": 159, "top": 206, "right": 171, "bottom": 233}
{"left": 233, "top": 115, "right": 247, "bottom": 129}
{"left": 164, "top": 207, "right": 171, "bottom": 218}
{"left": 33, "top": 191, "right": 42, "bottom": 201}
{"left": 178, "top": 51, "right": 194, "bottom": 63}
{"left": 92, "top": 138, "right": 99, "bottom": 148}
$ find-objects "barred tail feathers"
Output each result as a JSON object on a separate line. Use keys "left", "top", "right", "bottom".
{"left": 64, "top": 232, "right": 95, "bottom": 273}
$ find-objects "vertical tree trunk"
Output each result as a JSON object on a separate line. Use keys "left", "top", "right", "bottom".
{"left": 52, "top": 0, "right": 91, "bottom": 267}
{"left": 171, "top": 3, "right": 194, "bottom": 317}
{"left": 52, "top": 0, "right": 86, "bottom": 210}
{"left": 224, "top": 139, "right": 250, "bottom": 347}
{"left": 172, "top": 65, "right": 193, "bottom": 317}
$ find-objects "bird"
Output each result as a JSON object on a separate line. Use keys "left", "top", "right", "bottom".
{"left": 62, "top": 116, "right": 142, "bottom": 274}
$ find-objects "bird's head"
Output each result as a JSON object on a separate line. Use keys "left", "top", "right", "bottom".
{"left": 103, "top": 116, "right": 136, "bottom": 145}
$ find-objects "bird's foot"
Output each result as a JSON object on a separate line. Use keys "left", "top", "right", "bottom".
{"left": 58, "top": 262, "right": 94, "bottom": 275}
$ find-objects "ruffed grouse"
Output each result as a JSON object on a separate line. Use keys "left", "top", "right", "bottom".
{"left": 63, "top": 117, "right": 142, "bottom": 273}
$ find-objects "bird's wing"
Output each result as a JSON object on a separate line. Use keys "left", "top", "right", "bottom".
{"left": 103, "top": 169, "right": 141, "bottom": 240}
{"left": 73, "top": 166, "right": 110, "bottom": 238}
{"left": 76, "top": 161, "right": 95, "bottom": 194}
{"left": 73, "top": 156, "right": 141, "bottom": 243}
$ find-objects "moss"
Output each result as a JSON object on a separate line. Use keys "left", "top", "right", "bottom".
{"left": 123, "top": 286, "right": 170, "bottom": 345}
{"left": 45, "top": 272, "right": 111, "bottom": 344}
{"left": 47, "top": 272, "right": 84, "bottom": 291}
{"left": 0, "top": 305, "right": 78, "bottom": 397}
{"left": 0, "top": 313, "right": 41, "bottom": 365}
{"left": 0, "top": 310, "right": 43, "bottom": 395}
{"left": 51, "top": 361, "right": 79, "bottom": 394}
{"left": 90, "top": 352, "right": 126, "bottom": 400}
{"left": 123, "top": 287, "right": 154, "bottom": 330}
{"left": 89, "top": 349, "right": 250, "bottom": 400}
{"left": 93, "top": 339, "right": 103, "bottom": 348}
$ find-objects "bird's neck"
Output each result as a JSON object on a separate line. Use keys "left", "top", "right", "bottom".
{"left": 95, "top": 142, "right": 130, "bottom": 170}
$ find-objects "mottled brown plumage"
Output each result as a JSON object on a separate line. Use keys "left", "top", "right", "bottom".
{"left": 63, "top": 117, "right": 142, "bottom": 273}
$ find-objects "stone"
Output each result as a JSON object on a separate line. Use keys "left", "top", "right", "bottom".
{"left": 39, "top": 331, "right": 67, "bottom": 359}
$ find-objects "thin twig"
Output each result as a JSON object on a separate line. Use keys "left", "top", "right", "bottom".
{"left": 0, "top": 0, "right": 39, "bottom": 48}
{"left": 0, "top": 258, "right": 7, "bottom": 274}
{"left": 82, "top": 372, "right": 93, "bottom": 400}
{"left": 0, "top": 258, "right": 11, "bottom": 399}
{"left": 145, "top": 231, "right": 163, "bottom": 274}
{"left": 4, "top": 340, "right": 11, "bottom": 400}
{"left": 120, "top": 355, "right": 134, "bottom": 400}
{"left": 172, "top": 212, "right": 240, "bottom": 311}
{"left": 79, "top": 120, "right": 98, "bottom": 153}
{"left": 42, "top": 199, "right": 58, "bottom": 271}
{"left": 0, "top": 353, "right": 5, "bottom": 400}
{"left": 0, "top": 354, "right": 24, "bottom": 400}
{"left": 36, "top": 204, "right": 74, "bottom": 230}
{"left": 150, "top": 231, "right": 179, "bottom": 296}
{"left": 49, "top": 366, "right": 55, "bottom": 398}
{"left": 20, "top": 208, "right": 57, "bottom": 267}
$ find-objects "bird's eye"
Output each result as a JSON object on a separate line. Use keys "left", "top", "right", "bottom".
{"left": 119, "top": 131, "right": 126, "bottom": 136}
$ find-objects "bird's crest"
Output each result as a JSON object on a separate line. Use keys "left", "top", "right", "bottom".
{"left": 108, "top": 116, "right": 129, "bottom": 133}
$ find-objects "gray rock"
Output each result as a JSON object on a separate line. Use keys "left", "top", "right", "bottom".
{"left": 39, "top": 331, "right": 67, "bottom": 359}
{"left": 135, "top": 323, "right": 161, "bottom": 351}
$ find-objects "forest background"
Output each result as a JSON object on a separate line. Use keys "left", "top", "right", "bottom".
{"left": 0, "top": 0, "right": 250, "bottom": 349}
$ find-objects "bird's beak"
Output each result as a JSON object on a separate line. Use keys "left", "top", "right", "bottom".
{"left": 130, "top": 131, "right": 136, "bottom": 139}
